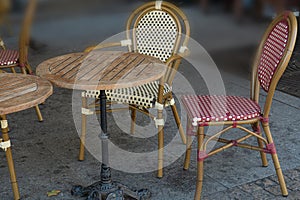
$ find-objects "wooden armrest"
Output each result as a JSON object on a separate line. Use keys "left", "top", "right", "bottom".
{"left": 167, "top": 48, "right": 189, "bottom": 63}
{"left": 166, "top": 54, "right": 184, "bottom": 66}
{"left": 165, "top": 51, "right": 190, "bottom": 85}
{"left": 84, "top": 42, "right": 122, "bottom": 53}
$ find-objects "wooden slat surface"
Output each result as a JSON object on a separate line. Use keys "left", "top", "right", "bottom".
{"left": 36, "top": 51, "right": 166, "bottom": 90}
{"left": 0, "top": 73, "right": 53, "bottom": 115}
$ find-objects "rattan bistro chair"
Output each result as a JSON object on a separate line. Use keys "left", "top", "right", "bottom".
{"left": 81, "top": 1, "right": 190, "bottom": 177}
{"left": 0, "top": 0, "right": 43, "bottom": 122}
{"left": 182, "top": 12, "right": 297, "bottom": 199}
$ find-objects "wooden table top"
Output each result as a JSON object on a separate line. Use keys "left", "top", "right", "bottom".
{"left": 0, "top": 73, "right": 53, "bottom": 115}
{"left": 36, "top": 51, "right": 167, "bottom": 90}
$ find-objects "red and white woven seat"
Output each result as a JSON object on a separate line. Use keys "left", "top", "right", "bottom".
{"left": 181, "top": 95, "right": 261, "bottom": 123}
{"left": 0, "top": 50, "right": 19, "bottom": 66}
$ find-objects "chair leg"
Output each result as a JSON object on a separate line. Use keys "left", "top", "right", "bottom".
{"left": 130, "top": 107, "right": 136, "bottom": 135}
{"left": 34, "top": 105, "right": 43, "bottom": 122}
{"left": 157, "top": 123, "right": 164, "bottom": 178}
{"left": 79, "top": 96, "right": 87, "bottom": 161}
{"left": 1, "top": 115, "right": 20, "bottom": 200}
{"left": 157, "top": 77, "right": 164, "bottom": 178}
{"left": 184, "top": 117, "right": 192, "bottom": 170}
{"left": 25, "top": 63, "right": 33, "bottom": 75}
{"left": 170, "top": 104, "right": 186, "bottom": 144}
{"left": 184, "top": 135, "right": 192, "bottom": 170}
{"left": 20, "top": 67, "right": 27, "bottom": 74}
{"left": 262, "top": 123, "right": 288, "bottom": 197}
{"left": 11, "top": 67, "right": 16, "bottom": 73}
{"left": 195, "top": 126, "right": 205, "bottom": 200}
{"left": 253, "top": 122, "right": 268, "bottom": 167}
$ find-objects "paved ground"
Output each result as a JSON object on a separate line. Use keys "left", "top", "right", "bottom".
{"left": 0, "top": 1, "right": 300, "bottom": 199}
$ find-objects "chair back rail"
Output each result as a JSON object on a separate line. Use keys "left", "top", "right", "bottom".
{"left": 18, "top": 0, "right": 37, "bottom": 73}
{"left": 0, "top": 0, "right": 11, "bottom": 22}
{"left": 251, "top": 11, "right": 297, "bottom": 117}
{"left": 125, "top": 1, "right": 190, "bottom": 85}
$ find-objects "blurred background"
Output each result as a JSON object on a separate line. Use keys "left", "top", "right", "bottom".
{"left": 1, "top": 0, "right": 299, "bottom": 52}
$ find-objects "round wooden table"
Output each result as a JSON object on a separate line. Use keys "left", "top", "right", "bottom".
{"left": 36, "top": 51, "right": 166, "bottom": 90}
{"left": 0, "top": 73, "right": 53, "bottom": 115}
{"left": 0, "top": 73, "right": 52, "bottom": 200}
{"left": 37, "top": 51, "right": 167, "bottom": 200}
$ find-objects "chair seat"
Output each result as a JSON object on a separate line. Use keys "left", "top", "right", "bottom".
{"left": 0, "top": 50, "right": 19, "bottom": 66}
{"left": 84, "top": 81, "right": 172, "bottom": 108}
{"left": 181, "top": 95, "right": 261, "bottom": 123}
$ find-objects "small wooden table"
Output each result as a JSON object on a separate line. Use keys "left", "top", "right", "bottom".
{"left": 0, "top": 74, "right": 53, "bottom": 115}
{"left": 36, "top": 51, "right": 165, "bottom": 90}
{"left": 0, "top": 73, "right": 52, "bottom": 200}
{"left": 37, "top": 51, "right": 166, "bottom": 200}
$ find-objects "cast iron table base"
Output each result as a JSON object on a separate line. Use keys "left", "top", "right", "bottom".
{"left": 71, "top": 90, "right": 151, "bottom": 200}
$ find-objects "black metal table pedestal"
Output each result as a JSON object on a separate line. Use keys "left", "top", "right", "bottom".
{"left": 71, "top": 90, "right": 151, "bottom": 200}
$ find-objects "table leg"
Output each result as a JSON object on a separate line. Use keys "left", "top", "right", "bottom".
{"left": 71, "top": 90, "right": 151, "bottom": 200}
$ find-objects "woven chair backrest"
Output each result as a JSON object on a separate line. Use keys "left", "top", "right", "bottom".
{"left": 257, "top": 17, "right": 290, "bottom": 92}
{"left": 252, "top": 11, "right": 297, "bottom": 116}
{"left": 126, "top": 1, "right": 190, "bottom": 63}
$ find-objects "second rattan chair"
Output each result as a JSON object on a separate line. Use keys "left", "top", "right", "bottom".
{"left": 80, "top": 1, "right": 190, "bottom": 178}
{"left": 0, "top": 0, "right": 43, "bottom": 122}
{"left": 182, "top": 11, "right": 297, "bottom": 199}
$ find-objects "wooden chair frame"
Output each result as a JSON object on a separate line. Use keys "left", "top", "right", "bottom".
{"left": 81, "top": 1, "right": 190, "bottom": 178}
{"left": 0, "top": 0, "right": 43, "bottom": 122}
{"left": 183, "top": 12, "right": 298, "bottom": 199}
{"left": 0, "top": 0, "right": 12, "bottom": 35}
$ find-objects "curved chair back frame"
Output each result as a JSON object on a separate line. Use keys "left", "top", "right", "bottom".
{"left": 251, "top": 11, "right": 297, "bottom": 117}
{"left": 0, "top": 0, "right": 11, "bottom": 25}
{"left": 125, "top": 1, "right": 190, "bottom": 85}
{"left": 18, "top": 0, "right": 37, "bottom": 74}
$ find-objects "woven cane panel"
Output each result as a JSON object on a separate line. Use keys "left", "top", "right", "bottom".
{"left": 135, "top": 10, "right": 178, "bottom": 62}
{"left": 0, "top": 50, "right": 19, "bottom": 65}
{"left": 258, "top": 20, "right": 289, "bottom": 92}
{"left": 84, "top": 81, "right": 171, "bottom": 108}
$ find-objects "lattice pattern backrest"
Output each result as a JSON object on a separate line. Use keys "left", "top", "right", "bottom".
{"left": 135, "top": 10, "right": 178, "bottom": 62}
{"left": 257, "top": 19, "right": 289, "bottom": 92}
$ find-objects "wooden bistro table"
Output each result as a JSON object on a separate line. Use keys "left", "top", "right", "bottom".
{"left": 36, "top": 51, "right": 167, "bottom": 200}
{"left": 0, "top": 73, "right": 53, "bottom": 200}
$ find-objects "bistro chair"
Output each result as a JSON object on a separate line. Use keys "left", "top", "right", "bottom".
{"left": 81, "top": 1, "right": 190, "bottom": 177}
{"left": 0, "top": 0, "right": 43, "bottom": 122}
{"left": 181, "top": 11, "right": 297, "bottom": 199}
